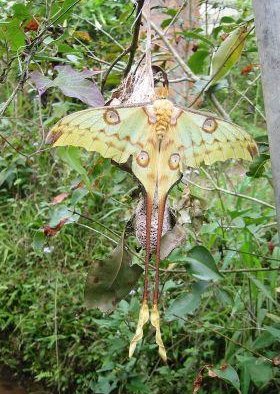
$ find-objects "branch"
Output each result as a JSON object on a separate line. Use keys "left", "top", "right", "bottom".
{"left": 183, "top": 170, "right": 275, "bottom": 210}
{"left": 101, "top": 46, "right": 131, "bottom": 92}
{"left": 209, "top": 92, "right": 231, "bottom": 121}
{"left": 124, "top": 0, "right": 145, "bottom": 77}
{"left": 143, "top": 13, "right": 198, "bottom": 82}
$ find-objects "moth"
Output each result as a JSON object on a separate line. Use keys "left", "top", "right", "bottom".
{"left": 47, "top": 91, "right": 258, "bottom": 361}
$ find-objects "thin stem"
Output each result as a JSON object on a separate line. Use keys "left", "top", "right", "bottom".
{"left": 183, "top": 172, "right": 275, "bottom": 210}
{"left": 124, "top": 0, "right": 145, "bottom": 77}
{"left": 209, "top": 92, "right": 231, "bottom": 121}
{"left": 143, "top": 13, "right": 198, "bottom": 82}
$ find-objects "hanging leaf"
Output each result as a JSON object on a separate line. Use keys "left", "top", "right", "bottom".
{"left": 30, "top": 65, "right": 104, "bottom": 106}
{"left": 160, "top": 224, "right": 186, "bottom": 260}
{"left": 185, "top": 245, "right": 222, "bottom": 281}
{"left": 56, "top": 146, "right": 91, "bottom": 190}
{"left": 240, "top": 357, "right": 274, "bottom": 387}
{"left": 188, "top": 50, "right": 209, "bottom": 74}
{"left": 85, "top": 231, "right": 143, "bottom": 312}
{"left": 165, "top": 281, "right": 208, "bottom": 322}
{"left": 43, "top": 205, "right": 80, "bottom": 237}
{"left": 209, "top": 23, "right": 250, "bottom": 86}
{"left": 209, "top": 364, "right": 241, "bottom": 393}
{"left": 246, "top": 153, "right": 270, "bottom": 178}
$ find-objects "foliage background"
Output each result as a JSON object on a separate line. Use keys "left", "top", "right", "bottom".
{"left": 0, "top": 0, "right": 279, "bottom": 393}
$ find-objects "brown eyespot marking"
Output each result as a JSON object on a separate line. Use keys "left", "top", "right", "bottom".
{"left": 202, "top": 117, "right": 218, "bottom": 133}
{"left": 136, "top": 151, "right": 149, "bottom": 167}
{"left": 103, "top": 109, "right": 120, "bottom": 125}
{"left": 169, "top": 153, "right": 180, "bottom": 170}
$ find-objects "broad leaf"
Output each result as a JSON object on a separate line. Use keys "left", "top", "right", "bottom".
{"left": 56, "top": 146, "right": 91, "bottom": 190}
{"left": 160, "top": 224, "right": 186, "bottom": 260}
{"left": 185, "top": 245, "right": 222, "bottom": 281}
{"left": 165, "top": 281, "right": 208, "bottom": 322}
{"left": 85, "top": 232, "right": 143, "bottom": 312}
{"left": 30, "top": 66, "right": 104, "bottom": 106}
{"left": 241, "top": 357, "right": 274, "bottom": 387}
{"left": 210, "top": 364, "right": 241, "bottom": 392}
{"left": 246, "top": 154, "right": 270, "bottom": 178}
{"left": 209, "top": 23, "right": 250, "bottom": 86}
{"left": 188, "top": 50, "right": 209, "bottom": 74}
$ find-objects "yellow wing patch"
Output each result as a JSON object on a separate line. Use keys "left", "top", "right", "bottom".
{"left": 46, "top": 106, "right": 150, "bottom": 164}
{"left": 174, "top": 109, "right": 258, "bottom": 168}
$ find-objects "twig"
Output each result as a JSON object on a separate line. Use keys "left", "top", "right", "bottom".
{"left": 101, "top": 47, "right": 131, "bottom": 92}
{"left": 179, "top": 317, "right": 274, "bottom": 364}
{"left": 183, "top": 173, "right": 275, "bottom": 210}
{"left": 144, "top": 13, "right": 198, "bottom": 82}
{"left": 229, "top": 73, "right": 261, "bottom": 114}
{"left": 163, "top": 0, "right": 189, "bottom": 36}
{"left": 124, "top": 0, "right": 145, "bottom": 77}
{"left": 232, "top": 85, "right": 266, "bottom": 121}
{"left": 221, "top": 267, "right": 280, "bottom": 273}
{"left": 83, "top": 17, "right": 125, "bottom": 51}
{"left": 209, "top": 92, "right": 231, "bottom": 121}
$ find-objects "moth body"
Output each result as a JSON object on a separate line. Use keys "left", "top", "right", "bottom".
{"left": 152, "top": 99, "right": 174, "bottom": 138}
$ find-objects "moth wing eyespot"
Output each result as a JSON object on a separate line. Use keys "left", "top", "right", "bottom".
{"left": 169, "top": 153, "right": 180, "bottom": 170}
{"left": 136, "top": 151, "right": 150, "bottom": 167}
{"left": 103, "top": 109, "right": 121, "bottom": 125}
{"left": 202, "top": 117, "right": 218, "bottom": 133}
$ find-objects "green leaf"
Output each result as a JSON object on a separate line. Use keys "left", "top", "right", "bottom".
{"left": 182, "top": 31, "right": 214, "bottom": 47}
{"left": 185, "top": 246, "right": 222, "bottom": 281}
{"left": 188, "top": 50, "right": 209, "bottom": 74}
{"left": 12, "top": 4, "right": 31, "bottom": 20}
{"left": 248, "top": 274, "right": 277, "bottom": 305}
{"left": 220, "top": 16, "right": 236, "bottom": 24}
{"left": 246, "top": 154, "right": 270, "bottom": 178}
{"left": 210, "top": 364, "right": 240, "bottom": 392}
{"left": 85, "top": 231, "right": 143, "bottom": 312}
{"left": 56, "top": 146, "right": 91, "bottom": 190}
{"left": 242, "top": 357, "right": 274, "bottom": 387}
{"left": 48, "top": 205, "right": 79, "bottom": 227}
{"left": 32, "top": 231, "right": 45, "bottom": 253}
{"left": 1, "top": 18, "right": 25, "bottom": 51}
{"left": 165, "top": 281, "right": 208, "bottom": 322}
{"left": 209, "top": 23, "right": 250, "bottom": 86}
{"left": 264, "top": 325, "right": 280, "bottom": 340}
{"left": 51, "top": 0, "right": 80, "bottom": 24}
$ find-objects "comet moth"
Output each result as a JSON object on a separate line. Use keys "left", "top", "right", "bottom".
{"left": 47, "top": 86, "right": 258, "bottom": 361}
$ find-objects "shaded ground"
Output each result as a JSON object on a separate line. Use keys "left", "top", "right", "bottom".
{"left": 0, "top": 366, "right": 49, "bottom": 394}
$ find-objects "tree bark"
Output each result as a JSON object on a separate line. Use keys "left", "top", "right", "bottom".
{"left": 252, "top": 1, "right": 280, "bottom": 237}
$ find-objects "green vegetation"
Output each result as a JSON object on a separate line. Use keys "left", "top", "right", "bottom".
{"left": 0, "top": 1, "right": 279, "bottom": 393}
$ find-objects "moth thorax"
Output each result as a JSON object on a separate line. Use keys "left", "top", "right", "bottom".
{"left": 134, "top": 195, "right": 172, "bottom": 251}
{"left": 154, "top": 106, "right": 172, "bottom": 137}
